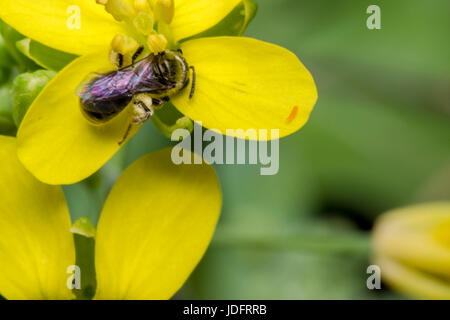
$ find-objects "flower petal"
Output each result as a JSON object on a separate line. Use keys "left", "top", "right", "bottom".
{"left": 172, "top": 37, "right": 318, "bottom": 140}
{"left": 172, "top": 0, "right": 241, "bottom": 41}
{"left": 17, "top": 51, "right": 134, "bottom": 185}
{"left": 375, "top": 256, "right": 450, "bottom": 300}
{"left": 94, "top": 148, "right": 221, "bottom": 299}
{"left": 0, "top": 136, "right": 75, "bottom": 300}
{"left": 373, "top": 202, "right": 450, "bottom": 278}
{"left": 0, "top": 0, "right": 123, "bottom": 55}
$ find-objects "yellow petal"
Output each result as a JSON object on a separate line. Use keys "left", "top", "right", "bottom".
{"left": 375, "top": 255, "right": 450, "bottom": 300}
{"left": 172, "top": 37, "right": 317, "bottom": 140}
{"left": 94, "top": 148, "right": 221, "bottom": 299}
{"left": 17, "top": 51, "right": 134, "bottom": 185}
{"left": 171, "top": 0, "right": 241, "bottom": 41}
{"left": 0, "top": 0, "right": 124, "bottom": 55}
{"left": 0, "top": 136, "right": 75, "bottom": 300}
{"left": 373, "top": 202, "right": 450, "bottom": 278}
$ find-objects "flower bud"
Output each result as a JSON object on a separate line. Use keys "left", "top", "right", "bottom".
{"left": 11, "top": 70, "right": 56, "bottom": 127}
{"left": 70, "top": 217, "right": 96, "bottom": 238}
{"left": 373, "top": 202, "right": 450, "bottom": 299}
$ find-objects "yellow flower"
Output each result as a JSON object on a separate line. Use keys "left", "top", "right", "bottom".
{"left": 0, "top": 0, "right": 317, "bottom": 185}
{"left": 373, "top": 202, "right": 450, "bottom": 300}
{"left": 0, "top": 135, "right": 222, "bottom": 299}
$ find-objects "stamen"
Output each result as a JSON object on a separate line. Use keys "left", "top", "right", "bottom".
{"left": 134, "top": 0, "right": 149, "bottom": 12}
{"left": 111, "top": 34, "right": 139, "bottom": 55}
{"left": 110, "top": 34, "right": 140, "bottom": 67}
{"left": 96, "top": 0, "right": 108, "bottom": 5}
{"left": 105, "top": 0, "right": 136, "bottom": 21}
{"left": 147, "top": 34, "right": 168, "bottom": 54}
{"left": 153, "top": 0, "right": 175, "bottom": 24}
{"left": 286, "top": 106, "right": 299, "bottom": 123}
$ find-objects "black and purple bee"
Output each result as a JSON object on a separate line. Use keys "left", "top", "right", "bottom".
{"left": 77, "top": 48, "right": 195, "bottom": 144}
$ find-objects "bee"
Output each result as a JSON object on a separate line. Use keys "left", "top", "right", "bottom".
{"left": 77, "top": 48, "right": 196, "bottom": 144}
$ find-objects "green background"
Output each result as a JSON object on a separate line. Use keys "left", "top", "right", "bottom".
{"left": 1, "top": 0, "right": 449, "bottom": 299}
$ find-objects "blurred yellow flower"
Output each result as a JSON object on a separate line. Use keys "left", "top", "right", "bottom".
{"left": 0, "top": 0, "right": 317, "bottom": 185}
{"left": 373, "top": 202, "right": 450, "bottom": 300}
{"left": 0, "top": 135, "right": 222, "bottom": 299}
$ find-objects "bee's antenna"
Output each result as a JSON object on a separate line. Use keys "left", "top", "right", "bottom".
{"left": 189, "top": 66, "right": 196, "bottom": 99}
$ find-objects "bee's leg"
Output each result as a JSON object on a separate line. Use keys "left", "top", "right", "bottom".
{"left": 189, "top": 66, "right": 196, "bottom": 99}
{"left": 131, "top": 94, "right": 154, "bottom": 124}
{"left": 118, "top": 94, "right": 154, "bottom": 145}
{"left": 132, "top": 46, "right": 144, "bottom": 64}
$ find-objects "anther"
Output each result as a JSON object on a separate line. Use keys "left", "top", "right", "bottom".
{"left": 147, "top": 34, "right": 168, "bottom": 54}
{"left": 110, "top": 34, "right": 140, "bottom": 67}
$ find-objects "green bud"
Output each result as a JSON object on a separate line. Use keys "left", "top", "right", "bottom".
{"left": 12, "top": 69, "right": 56, "bottom": 127}
{"left": 0, "top": 21, "right": 39, "bottom": 72}
{"left": 70, "top": 216, "right": 97, "bottom": 238}
{"left": 151, "top": 103, "right": 194, "bottom": 139}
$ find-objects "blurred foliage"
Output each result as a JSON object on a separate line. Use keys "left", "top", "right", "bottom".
{"left": 180, "top": 0, "right": 450, "bottom": 299}
{"left": 1, "top": 0, "right": 449, "bottom": 300}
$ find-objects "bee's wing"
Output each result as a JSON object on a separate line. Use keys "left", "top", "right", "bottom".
{"left": 77, "top": 66, "right": 138, "bottom": 103}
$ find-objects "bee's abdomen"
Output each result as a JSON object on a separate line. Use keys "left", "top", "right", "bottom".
{"left": 81, "top": 95, "right": 133, "bottom": 124}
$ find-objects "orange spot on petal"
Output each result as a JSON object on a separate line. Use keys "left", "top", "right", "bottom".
{"left": 286, "top": 106, "right": 299, "bottom": 124}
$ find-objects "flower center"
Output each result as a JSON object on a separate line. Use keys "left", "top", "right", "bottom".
{"left": 96, "top": 0, "right": 177, "bottom": 63}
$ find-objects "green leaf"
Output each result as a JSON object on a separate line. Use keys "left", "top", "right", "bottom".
{"left": 0, "top": 67, "right": 12, "bottom": 86}
{"left": 182, "top": 0, "right": 258, "bottom": 41}
{"left": 16, "top": 38, "right": 77, "bottom": 71}
{"left": 0, "top": 34, "right": 15, "bottom": 69}
{"left": 0, "top": 20, "right": 39, "bottom": 72}
{"left": 0, "top": 85, "right": 15, "bottom": 135}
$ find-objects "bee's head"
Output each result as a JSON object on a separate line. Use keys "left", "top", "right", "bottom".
{"left": 155, "top": 50, "right": 190, "bottom": 92}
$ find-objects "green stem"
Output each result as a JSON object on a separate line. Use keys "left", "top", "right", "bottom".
{"left": 212, "top": 230, "right": 372, "bottom": 257}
